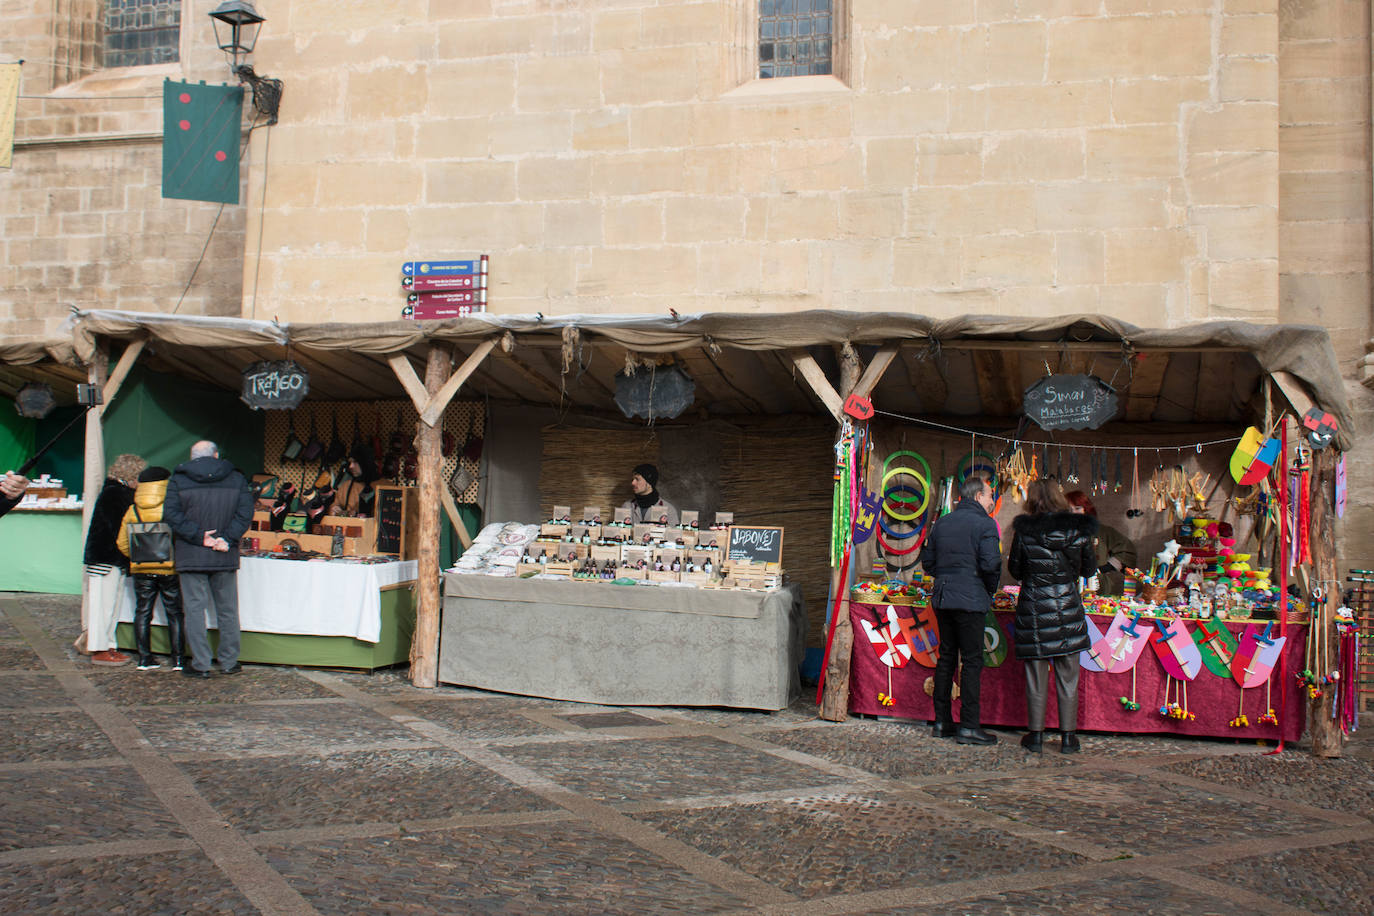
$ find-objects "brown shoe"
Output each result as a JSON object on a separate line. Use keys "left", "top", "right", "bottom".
{"left": 91, "top": 649, "right": 132, "bottom": 666}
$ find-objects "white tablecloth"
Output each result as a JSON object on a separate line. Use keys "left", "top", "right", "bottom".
{"left": 117, "top": 559, "right": 418, "bottom": 643}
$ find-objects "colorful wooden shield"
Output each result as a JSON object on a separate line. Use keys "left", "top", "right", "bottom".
{"left": 1192, "top": 618, "right": 1239, "bottom": 678}
{"left": 1239, "top": 436, "right": 1279, "bottom": 486}
{"left": 860, "top": 605, "right": 913, "bottom": 668}
{"left": 1229, "top": 427, "right": 1264, "bottom": 483}
{"left": 852, "top": 485, "right": 881, "bottom": 544}
{"left": 982, "top": 608, "right": 1008, "bottom": 668}
{"left": 1080, "top": 615, "right": 1107, "bottom": 672}
{"left": 1148, "top": 617, "right": 1203, "bottom": 681}
{"left": 1232, "top": 622, "right": 1286, "bottom": 688}
{"left": 894, "top": 603, "right": 940, "bottom": 667}
{"left": 1089, "top": 610, "right": 1152, "bottom": 673}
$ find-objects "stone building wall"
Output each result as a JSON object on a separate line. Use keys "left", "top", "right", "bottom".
{"left": 0, "top": 0, "right": 244, "bottom": 338}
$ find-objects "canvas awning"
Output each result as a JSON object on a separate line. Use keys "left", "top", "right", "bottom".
{"left": 0, "top": 309, "right": 1353, "bottom": 449}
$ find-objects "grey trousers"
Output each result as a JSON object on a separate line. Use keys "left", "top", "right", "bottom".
{"left": 1023, "top": 654, "right": 1080, "bottom": 732}
{"left": 179, "top": 570, "right": 240, "bottom": 673}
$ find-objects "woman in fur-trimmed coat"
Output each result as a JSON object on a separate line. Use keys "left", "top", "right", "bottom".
{"left": 1006, "top": 479, "right": 1098, "bottom": 755}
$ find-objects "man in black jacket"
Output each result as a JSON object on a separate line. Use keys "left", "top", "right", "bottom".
{"left": 163, "top": 441, "right": 254, "bottom": 678}
{"left": 918, "top": 474, "right": 1002, "bottom": 745}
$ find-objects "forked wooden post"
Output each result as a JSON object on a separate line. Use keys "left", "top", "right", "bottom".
{"left": 409, "top": 344, "right": 450, "bottom": 688}
{"left": 1308, "top": 447, "right": 1342, "bottom": 758}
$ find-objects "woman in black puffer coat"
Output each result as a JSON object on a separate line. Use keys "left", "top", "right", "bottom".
{"left": 1007, "top": 479, "right": 1098, "bottom": 755}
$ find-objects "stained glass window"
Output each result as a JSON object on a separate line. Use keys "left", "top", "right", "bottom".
{"left": 759, "top": 0, "right": 832, "bottom": 79}
{"left": 104, "top": 0, "right": 181, "bottom": 68}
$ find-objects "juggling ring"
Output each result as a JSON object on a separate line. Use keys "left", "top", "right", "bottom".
{"left": 883, "top": 450, "right": 932, "bottom": 493}
{"left": 879, "top": 487, "right": 922, "bottom": 539}
{"left": 877, "top": 533, "right": 923, "bottom": 570}
{"left": 878, "top": 523, "right": 923, "bottom": 555}
{"left": 956, "top": 451, "right": 999, "bottom": 489}
{"left": 881, "top": 467, "right": 929, "bottom": 519}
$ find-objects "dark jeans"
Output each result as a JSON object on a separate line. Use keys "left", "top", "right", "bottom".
{"left": 932, "top": 606, "right": 986, "bottom": 728}
{"left": 132, "top": 573, "right": 184, "bottom": 660}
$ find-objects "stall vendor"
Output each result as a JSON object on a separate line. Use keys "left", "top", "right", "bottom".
{"left": 330, "top": 446, "right": 381, "bottom": 518}
{"left": 621, "top": 463, "right": 679, "bottom": 526}
{"left": 1065, "top": 490, "right": 1137, "bottom": 596}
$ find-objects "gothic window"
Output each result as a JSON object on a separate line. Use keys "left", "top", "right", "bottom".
{"left": 759, "top": 0, "right": 832, "bottom": 78}
{"left": 104, "top": 0, "right": 181, "bottom": 68}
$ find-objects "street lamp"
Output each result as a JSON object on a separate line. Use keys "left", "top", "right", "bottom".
{"left": 209, "top": 0, "right": 282, "bottom": 125}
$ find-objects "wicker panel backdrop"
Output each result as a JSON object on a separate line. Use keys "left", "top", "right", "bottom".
{"left": 539, "top": 419, "right": 835, "bottom": 648}
{"left": 261, "top": 400, "right": 484, "bottom": 503}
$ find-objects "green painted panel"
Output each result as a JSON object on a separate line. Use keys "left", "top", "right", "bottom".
{"left": 0, "top": 510, "right": 84, "bottom": 594}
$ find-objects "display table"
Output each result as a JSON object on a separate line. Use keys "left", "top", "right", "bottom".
{"left": 116, "top": 558, "right": 417, "bottom": 670}
{"left": 848, "top": 602, "right": 1307, "bottom": 742}
{"left": 0, "top": 508, "right": 84, "bottom": 595}
{"left": 440, "top": 574, "right": 806, "bottom": 710}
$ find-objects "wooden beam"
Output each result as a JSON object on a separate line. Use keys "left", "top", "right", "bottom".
{"left": 494, "top": 350, "right": 565, "bottom": 405}
{"left": 1124, "top": 352, "right": 1170, "bottom": 422}
{"left": 789, "top": 350, "right": 843, "bottom": 419}
{"left": 440, "top": 483, "right": 473, "bottom": 549}
{"left": 853, "top": 344, "right": 899, "bottom": 398}
{"left": 1308, "top": 447, "right": 1342, "bottom": 758}
{"left": 98, "top": 336, "right": 145, "bottom": 417}
{"left": 409, "top": 345, "right": 449, "bottom": 689}
{"left": 818, "top": 347, "right": 864, "bottom": 723}
{"left": 419, "top": 338, "right": 497, "bottom": 427}
{"left": 80, "top": 344, "right": 109, "bottom": 653}
{"left": 387, "top": 352, "right": 431, "bottom": 414}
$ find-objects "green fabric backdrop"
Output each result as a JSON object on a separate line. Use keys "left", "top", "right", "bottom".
{"left": 0, "top": 402, "right": 36, "bottom": 474}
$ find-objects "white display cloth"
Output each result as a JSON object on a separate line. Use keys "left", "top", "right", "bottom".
{"left": 117, "top": 559, "right": 417, "bottom": 643}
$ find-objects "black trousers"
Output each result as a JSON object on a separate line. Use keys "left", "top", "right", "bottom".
{"left": 932, "top": 607, "right": 985, "bottom": 728}
{"left": 132, "top": 573, "right": 184, "bottom": 660}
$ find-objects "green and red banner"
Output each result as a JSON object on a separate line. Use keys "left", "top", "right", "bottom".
{"left": 162, "top": 79, "right": 243, "bottom": 204}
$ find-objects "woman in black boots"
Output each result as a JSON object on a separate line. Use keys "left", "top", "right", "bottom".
{"left": 117, "top": 467, "right": 187, "bottom": 670}
{"left": 1006, "top": 479, "right": 1098, "bottom": 754}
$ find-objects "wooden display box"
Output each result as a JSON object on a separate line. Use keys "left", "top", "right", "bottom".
{"left": 647, "top": 569, "right": 680, "bottom": 584}
{"left": 543, "top": 560, "right": 575, "bottom": 577}
{"left": 616, "top": 565, "right": 647, "bottom": 580}
{"left": 680, "top": 570, "right": 713, "bottom": 586}
{"left": 319, "top": 515, "right": 377, "bottom": 555}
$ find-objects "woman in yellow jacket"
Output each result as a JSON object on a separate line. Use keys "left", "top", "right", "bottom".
{"left": 116, "top": 467, "right": 186, "bottom": 670}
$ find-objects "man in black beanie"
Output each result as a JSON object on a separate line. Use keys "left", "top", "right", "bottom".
{"left": 621, "top": 463, "right": 679, "bottom": 525}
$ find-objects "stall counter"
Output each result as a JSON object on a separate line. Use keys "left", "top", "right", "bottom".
{"left": 117, "top": 557, "right": 417, "bottom": 670}
{"left": 847, "top": 601, "right": 1307, "bottom": 742}
{"left": 0, "top": 508, "right": 83, "bottom": 595}
{"left": 440, "top": 573, "right": 806, "bottom": 710}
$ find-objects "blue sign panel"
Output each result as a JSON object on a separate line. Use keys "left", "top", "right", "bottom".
{"left": 401, "top": 259, "right": 483, "bottom": 277}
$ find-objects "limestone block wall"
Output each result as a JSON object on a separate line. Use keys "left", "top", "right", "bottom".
{"left": 0, "top": 0, "right": 246, "bottom": 338}
{"left": 238, "top": 0, "right": 1281, "bottom": 325}
{"left": 1274, "top": 0, "right": 1374, "bottom": 570}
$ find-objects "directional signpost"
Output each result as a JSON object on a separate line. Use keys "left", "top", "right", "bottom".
{"left": 400, "top": 255, "right": 489, "bottom": 320}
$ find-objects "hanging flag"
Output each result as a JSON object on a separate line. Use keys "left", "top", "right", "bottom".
{"left": 162, "top": 79, "right": 243, "bottom": 204}
{"left": 0, "top": 63, "right": 20, "bottom": 169}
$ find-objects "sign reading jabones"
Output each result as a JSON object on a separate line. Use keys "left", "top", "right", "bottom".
{"left": 1023, "top": 373, "right": 1119, "bottom": 431}
{"left": 727, "top": 525, "right": 784, "bottom": 565}
{"left": 241, "top": 360, "right": 309, "bottom": 410}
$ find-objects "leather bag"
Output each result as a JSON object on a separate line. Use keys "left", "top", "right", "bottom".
{"left": 127, "top": 504, "right": 174, "bottom": 565}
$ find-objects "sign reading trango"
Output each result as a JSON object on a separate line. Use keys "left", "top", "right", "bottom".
{"left": 241, "top": 360, "right": 310, "bottom": 410}
{"left": 1023, "top": 373, "right": 1119, "bottom": 431}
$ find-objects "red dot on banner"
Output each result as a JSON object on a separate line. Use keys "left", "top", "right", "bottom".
{"left": 215, "top": 151, "right": 227, "bottom": 162}
{"left": 179, "top": 92, "right": 191, "bottom": 103}
{"left": 179, "top": 120, "right": 190, "bottom": 131}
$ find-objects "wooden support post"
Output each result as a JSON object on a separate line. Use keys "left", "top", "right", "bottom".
{"left": 1308, "top": 447, "right": 1342, "bottom": 758}
{"left": 818, "top": 342, "right": 865, "bottom": 722}
{"left": 98, "top": 337, "right": 146, "bottom": 417}
{"left": 408, "top": 344, "right": 450, "bottom": 689}
{"left": 79, "top": 345, "right": 109, "bottom": 652}
{"left": 789, "top": 349, "right": 844, "bottom": 420}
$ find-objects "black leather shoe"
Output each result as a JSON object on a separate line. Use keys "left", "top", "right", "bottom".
{"left": 222, "top": 664, "right": 242, "bottom": 675}
{"left": 181, "top": 667, "right": 211, "bottom": 679}
{"left": 1020, "top": 731, "right": 1043, "bottom": 753}
{"left": 956, "top": 727, "right": 998, "bottom": 746}
{"left": 1061, "top": 731, "right": 1080, "bottom": 754}
{"left": 931, "top": 721, "right": 957, "bottom": 739}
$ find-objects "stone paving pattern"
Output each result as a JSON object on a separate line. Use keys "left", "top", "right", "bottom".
{"left": 1, "top": 593, "right": 1371, "bottom": 915}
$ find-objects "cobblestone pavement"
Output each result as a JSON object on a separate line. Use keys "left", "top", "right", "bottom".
{"left": 2, "top": 593, "right": 1370, "bottom": 915}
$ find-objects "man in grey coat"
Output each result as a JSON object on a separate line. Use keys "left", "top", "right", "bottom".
{"left": 163, "top": 441, "right": 254, "bottom": 678}
{"left": 918, "top": 474, "right": 1002, "bottom": 745}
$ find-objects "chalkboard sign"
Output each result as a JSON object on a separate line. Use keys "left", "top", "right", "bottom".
{"left": 1023, "top": 374, "right": 1119, "bottom": 431}
{"left": 726, "top": 526, "right": 784, "bottom": 565}
{"left": 375, "top": 487, "right": 404, "bottom": 555}
{"left": 241, "top": 360, "right": 309, "bottom": 410}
